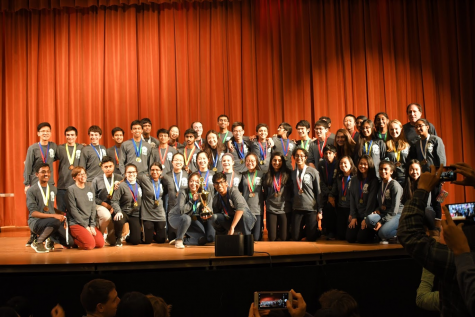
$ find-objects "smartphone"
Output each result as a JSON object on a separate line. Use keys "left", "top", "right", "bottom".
{"left": 446, "top": 202, "right": 475, "bottom": 221}
{"left": 254, "top": 291, "right": 292, "bottom": 310}
{"left": 439, "top": 166, "right": 457, "bottom": 182}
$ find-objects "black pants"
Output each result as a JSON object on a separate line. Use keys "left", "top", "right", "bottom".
{"left": 252, "top": 215, "right": 263, "bottom": 241}
{"left": 346, "top": 217, "right": 376, "bottom": 243}
{"left": 335, "top": 206, "right": 350, "bottom": 240}
{"left": 292, "top": 210, "right": 321, "bottom": 241}
{"left": 113, "top": 214, "right": 142, "bottom": 245}
{"left": 322, "top": 202, "right": 336, "bottom": 236}
{"left": 31, "top": 218, "right": 74, "bottom": 247}
{"left": 267, "top": 213, "right": 288, "bottom": 241}
{"left": 143, "top": 220, "right": 167, "bottom": 244}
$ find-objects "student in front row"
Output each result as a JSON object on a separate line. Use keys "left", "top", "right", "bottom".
{"left": 346, "top": 155, "right": 378, "bottom": 244}
{"left": 111, "top": 164, "right": 143, "bottom": 246}
{"left": 169, "top": 172, "right": 214, "bottom": 249}
{"left": 165, "top": 152, "right": 188, "bottom": 241}
{"left": 210, "top": 172, "right": 256, "bottom": 236}
{"left": 92, "top": 156, "right": 122, "bottom": 245}
{"left": 291, "top": 148, "right": 322, "bottom": 241}
{"left": 67, "top": 166, "right": 104, "bottom": 250}
{"left": 27, "top": 163, "right": 74, "bottom": 253}
{"left": 366, "top": 161, "right": 404, "bottom": 244}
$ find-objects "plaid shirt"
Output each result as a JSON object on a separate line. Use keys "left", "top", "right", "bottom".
{"left": 398, "top": 189, "right": 471, "bottom": 317}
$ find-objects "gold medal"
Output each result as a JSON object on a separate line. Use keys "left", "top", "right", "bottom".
{"left": 69, "top": 165, "right": 74, "bottom": 170}
{"left": 249, "top": 193, "right": 255, "bottom": 198}
{"left": 99, "top": 162, "right": 102, "bottom": 167}
{"left": 176, "top": 192, "right": 179, "bottom": 197}
{"left": 155, "top": 200, "right": 160, "bottom": 206}
{"left": 240, "top": 159, "right": 243, "bottom": 164}
{"left": 341, "top": 197, "right": 346, "bottom": 201}
{"left": 260, "top": 160, "right": 264, "bottom": 165}
{"left": 107, "top": 194, "right": 112, "bottom": 200}
{"left": 396, "top": 162, "right": 401, "bottom": 167}
{"left": 359, "top": 198, "right": 363, "bottom": 204}
{"left": 43, "top": 206, "right": 49, "bottom": 212}
{"left": 421, "top": 159, "right": 427, "bottom": 165}
{"left": 299, "top": 189, "right": 303, "bottom": 195}
{"left": 274, "top": 192, "right": 280, "bottom": 197}
{"left": 213, "top": 167, "right": 217, "bottom": 172}
{"left": 133, "top": 202, "right": 138, "bottom": 207}
{"left": 136, "top": 157, "right": 142, "bottom": 162}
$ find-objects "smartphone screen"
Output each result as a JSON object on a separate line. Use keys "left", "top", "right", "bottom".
{"left": 257, "top": 292, "right": 289, "bottom": 310}
{"left": 446, "top": 202, "right": 475, "bottom": 220}
{"left": 440, "top": 166, "right": 457, "bottom": 182}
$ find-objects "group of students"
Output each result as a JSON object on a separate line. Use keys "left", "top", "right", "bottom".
{"left": 24, "top": 102, "right": 446, "bottom": 252}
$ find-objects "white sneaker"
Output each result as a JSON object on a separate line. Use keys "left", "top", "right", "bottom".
{"left": 380, "top": 239, "right": 388, "bottom": 245}
{"left": 169, "top": 239, "right": 176, "bottom": 245}
{"left": 175, "top": 240, "right": 185, "bottom": 249}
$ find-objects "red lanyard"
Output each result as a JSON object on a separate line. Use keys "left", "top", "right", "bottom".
{"left": 159, "top": 145, "right": 169, "bottom": 165}
{"left": 317, "top": 138, "right": 328, "bottom": 158}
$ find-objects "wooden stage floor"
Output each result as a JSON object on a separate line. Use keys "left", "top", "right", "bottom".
{"left": 0, "top": 228, "right": 406, "bottom": 273}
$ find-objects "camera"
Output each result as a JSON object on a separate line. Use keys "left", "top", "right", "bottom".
{"left": 439, "top": 166, "right": 457, "bottom": 182}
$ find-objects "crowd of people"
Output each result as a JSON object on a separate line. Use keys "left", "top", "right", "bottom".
{"left": 23, "top": 103, "right": 448, "bottom": 251}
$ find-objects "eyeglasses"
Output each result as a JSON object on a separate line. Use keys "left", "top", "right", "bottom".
{"left": 415, "top": 124, "right": 426, "bottom": 128}
{"left": 126, "top": 171, "right": 137, "bottom": 174}
{"left": 213, "top": 180, "right": 228, "bottom": 187}
{"left": 77, "top": 172, "right": 87, "bottom": 176}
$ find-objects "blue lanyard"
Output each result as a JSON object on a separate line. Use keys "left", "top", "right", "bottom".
{"left": 342, "top": 175, "right": 351, "bottom": 196}
{"left": 151, "top": 178, "right": 161, "bottom": 201}
{"left": 189, "top": 193, "right": 199, "bottom": 214}
{"left": 212, "top": 150, "right": 219, "bottom": 169}
{"left": 219, "top": 192, "right": 231, "bottom": 216}
{"left": 280, "top": 138, "right": 289, "bottom": 156}
{"left": 126, "top": 180, "right": 138, "bottom": 201}
{"left": 91, "top": 144, "right": 103, "bottom": 161}
{"left": 132, "top": 139, "right": 143, "bottom": 158}
{"left": 234, "top": 142, "right": 245, "bottom": 159}
{"left": 364, "top": 140, "right": 373, "bottom": 155}
{"left": 38, "top": 142, "right": 50, "bottom": 163}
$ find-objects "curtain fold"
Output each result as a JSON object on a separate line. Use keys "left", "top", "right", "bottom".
{"left": 1, "top": 0, "right": 474, "bottom": 226}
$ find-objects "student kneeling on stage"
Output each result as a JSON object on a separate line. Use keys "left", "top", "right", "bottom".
{"left": 210, "top": 172, "right": 256, "bottom": 236}
{"left": 111, "top": 164, "right": 143, "bottom": 246}
{"left": 67, "top": 166, "right": 105, "bottom": 250}
{"left": 168, "top": 172, "right": 214, "bottom": 249}
{"left": 27, "top": 163, "right": 74, "bottom": 253}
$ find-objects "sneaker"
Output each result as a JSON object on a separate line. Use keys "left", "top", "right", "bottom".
{"left": 175, "top": 240, "right": 185, "bottom": 249}
{"left": 380, "top": 239, "right": 388, "bottom": 245}
{"left": 45, "top": 238, "right": 55, "bottom": 251}
{"left": 198, "top": 236, "right": 207, "bottom": 246}
{"left": 116, "top": 239, "right": 123, "bottom": 247}
{"left": 31, "top": 240, "right": 49, "bottom": 253}
{"left": 169, "top": 239, "right": 176, "bottom": 245}
{"left": 26, "top": 232, "right": 36, "bottom": 247}
{"left": 326, "top": 233, "right": 336, "bottom": 241}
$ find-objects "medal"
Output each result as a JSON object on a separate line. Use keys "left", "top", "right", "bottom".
{"left": 126, "top": 180, "right": 139, "bottom": 208}
{"left": 38, "top": 182, "right": 50, "bottom": 212}
{"left": 273, "top": 172, "right": 282, "bottom": 198}
{"left": 134, "top": 202, "right": 138, "bottom": 207}
{"left": 280, "top": 138, "right": 290, "bottom": 157}
{"left": 213, "top": 167, "right": 217, "bottom": 172}
{"left": 184, "top": 147, "right": 196, "bottom": 170}
{"left": 235, "top": 141, "right": 246, "bottom": 163}
{"left": 247, "top": 171, "right": 258, "bottom": 199}
{"left": 211, "top": 150, "right": 219, "bottom": 171}
{"left": 249, "top": 193, "right": 255, "bottom": 197}
{"left": 107, "top": 195, "right": 112, "bottom": 200}
{"left": 381, "top": 179, "right": 392, "bottom": 207}
{"left": 158, "top": 145, "right": 169, "bottom": 166}
{"left": 258, "top": 141, "right": 267, "bottom": 163}
{"left": 43, "top": 206, "right": 49, "bottom": 212}
{"left": 91, "top": 144, "right": 104, "bottom": 165}
{"left": 359, "top": 179, "right": 367, "bottom": 205}
{"left": 173, "top": 171, "right": 183, "bottom": 196}
{"left": 419, "top": 136, "right": 430, "bottom": 165}
{"left": 155, "top": 200, "right": 160, "bottom": 206}
{"left": 132, "top": 139, "right": 143, "bottom": 163}
{"left": 176, "top": 192, "right": 179, "bottom": 197}
{"left": 299, "top": 189, "right": 304, "bottom": 195}
{"left": 341, "top": 175, "right": 351, "bottom": 202}
{"left": 396, "top": 162, "right": 401, "bottom": 167}
{"left": 359, "top": 198, "right": 363, "bottom": 204}
{"left": 274, "top": 193, "right": 279, "bottom": 197}
{"left": 69, "top": 165, "right": 74, "bottom": 170}
{"left": 240, "top": 159, "right": 243, "bottom": 164}
{"left": 260, "top": 161, "right": 264, "bottom": 165}
{"left": 341, "top": 197, "right": 346, "bottom": 201}
{"left": 317, "top": 137, "right": 328, "bottom": 159}
{"left": 104, "top": 174, "right": 115, "bottom": 201}
{"left": 66, "top": 143, "right": 77, "bottom": 167}
{"left": 136, "top": 157, "right": 142, "bottom": 162}
{"left": 99, "top": 162, "right": 102, "bottom": 167}
{"left": 421, "top": 159, "right": 427, "bottom": 165}
{"left": 296, "top": 166, "right": 307, "bottom": 195}
{"left": 364, "top": 140, "right": 373, "bottom": 155}
{"left": 38, "top": 142, "right": 50, "bottom": 163}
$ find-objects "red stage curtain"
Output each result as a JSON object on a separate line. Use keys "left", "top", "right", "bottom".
{"left": 1, "top": 0, "right": 474, "bottom": 226}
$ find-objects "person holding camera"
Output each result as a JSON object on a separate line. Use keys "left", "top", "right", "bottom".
{"left": 398, "top": 163, "right": 475, "bottom": 317}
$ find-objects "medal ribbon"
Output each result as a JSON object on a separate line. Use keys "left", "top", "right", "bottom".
{"left": 152, "top": 178, "right": 161, "bottom": 201}
{"left": 419, "top": 135, "right": 430, "bottom": 160}
{"left": 219, "top": 192, "right": 231, "bottom": 217}
{"left": 211, "top": 150, "right": 219, "bottom": 169}
{"left": 220, "top": 131, "right": 229, "bottom": 143}
{"left": 325, "top": 160, "right": 336, "bottom": 187}
{"left": 173, "top": 171, "right": 183, "bottom": 192}
{"left": 378, "top": 132, "right": 387, "bottom": 141}
{"left": 103, "top": 174, "right": 114, "bottom": 196}
{"left": 280, "top": 138, "right": 290, "bottom": 156}
{"left": 317, "top": 137, "right": 328, "bottom": 158}
{"left": 195, "top": 139, "right": 202, "bottom": 149}
{"left": 227, "top": 171, "right": 235, "bottom": 187}
{"left": 301, "top": 139, "right": 310, "bottom": 151}
{"left": 91, "top": 144, "right": 103, "bottom": 161}
{"left": 342, "top": 175, "right": 351, "bottom": 197}
{"left": 258, "top": 141, "right": 267, "bottom": 161}
{"left": 38, "top": 142, "right": 50, "bottom": 163}
{"left": 126, "top": 180, "right": 138, "bottom": 205}
{"left": 184, "top": 147, "right": 195, "bottom": 168}
{"left": 351, "top": 130, "right": 357, "bottom": 139}
{"left": 132, "top": 139, "right": 143, "bottom": 159}
{"left": 66, "top": 143, "right": 76, "bottom": 165}
{"left": 364, "top": 140, "right": 373, "bottom": 155}
{"left": 359, "top": 178, "right": 367, "bottom": 200}
{"left": 247, "top": 171, "right": 257, "bottom": 194}
{"left": 273, "top": 172, "right": 282, "bottom": 193}
{"left": 189, "top": 193, "right": 199, "bottom": 214}
{"left": 199, "top": 170, "right": 210, "bottom": 190}
{"left": 381, "top": 179, "right": 392, "bottom": 205}
{"left": 296, "top": 165, "right": 308, "bottom": 192}
{"left": 159, "top": 145, "right": 169, "bottom": 165}
{"left": 38, "top": 182, "right": 50, "bottom": 207}
{"left": 234, "top": 142, "right": 245, "bottom": 160}
{"left": 114, "top": 146, "right": 120, "bottom": 165}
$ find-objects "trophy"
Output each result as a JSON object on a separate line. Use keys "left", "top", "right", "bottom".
{"left": 199, "top": 177, "right": 213, "bottom": 219}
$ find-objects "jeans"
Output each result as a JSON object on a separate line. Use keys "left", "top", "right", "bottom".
{"left": 169, "top": 213, "right": 215, "bottom": 245}
{"left": 367, "top": 213, "right": 401, "bottom": 240}
{"left": 210, "top": 208, "right": 256, "bottom": 235}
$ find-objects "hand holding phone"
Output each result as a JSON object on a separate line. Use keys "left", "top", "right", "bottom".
{"left": 254, "top": 291, "right": 292, "bottom": 311}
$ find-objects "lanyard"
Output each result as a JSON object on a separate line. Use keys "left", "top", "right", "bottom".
{"left": 227, "top": 171, "right": 235, "bottom": 187}
{"left": 199, "top": 170, "right": 210, "bottom": 190}
{"left": 114, "top": 146, "right": 120, "bottom": 165}
{"left": 300, "top": 139, "right": 310, "bottom": 151}
{"left": 247, "top": 171, "right": 257, "bottom": 193}
{"left": 359, "top": 178, "right": 367, "bottom": 199}
{"left": 103, "top": 174, "right": 115, "bottom": 196}
{"left": 378, "top": 132, "right": 387, "bottom": 141}
{"left": 273, "top": 172, "right": 282, "bottom": 193}
{"left": 38, "top": 182, "right": 50, "bottom": 207}
{"left": 317, "top": 138, "right": 327, "bottom": 158}
{"left": 38, "top": 142, "right": 50, "bottom": 163}
{"left": 381, "top": 179, "right": 392, "bottom": 205}
{"left": 159, "top": 145, "right": 169, "bottom": 165}
{"left": 126, "top": 180, "right": 139, "bottom": 205}
{"left": 364, "top": 140, "right": 373, "bottom": 155}
{"left": 325, "top": 160, "right": 335, "bottom": 186}
{"left": 219, "top": 192, "right": 231, "bottom": 217}
{"left": 65, "top": 143, "right": 76, "bottom": 165}
{"left": 220, "top": 131, "right": 229, "bottom": 143}
{"left": 296, "top": 166, "right": 308, "bottom": 192}
{"left": 184, "top": 147, "right": 195, "bottom": 168}
{"left": 91, "top": 144, "right": 103, "bottom": 161}
{"left": 132, "top": 139, "right": 143, "bottom": 158}
{"left": 280, "top": 138, "right": 290, "bottom": 156}
{"left": 173, "top": 171, "right": 183, "bottom": 192}
{"left": 211, "top": 150, "right": 219, "bottom": 169}
{"left": 152, "top": 178, "right": 161, "bottom": 201}
{"left": 258, "top": 141, "right": 267, "bottom": 161}
{"left": 234, "top": 141, "right": 245, "bottom": 160}
{"left": 195, "top": 139, "right": 202, "bottom": 149}
{"left": 341, "top": 175, "right": 351, "bottom": 197}
{"left": 351, "top": 130, "right": 357, "bottom": 139}
{"left": 419, "top": 135, "right": 430, "bottom": 160}
{"left": 189, "top": 193, "right": 199, "bottom": 214}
